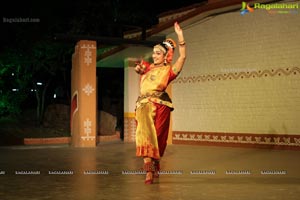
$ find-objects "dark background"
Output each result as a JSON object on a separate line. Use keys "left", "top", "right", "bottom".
{"left": 0, "top": 0, "right": 204, "bottom": 141}
{"left": 1, "top": 0, "right": 205, "bottom": 47}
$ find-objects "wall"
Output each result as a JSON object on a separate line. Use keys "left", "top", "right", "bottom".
{"left": 171, "top": 1, "right": 300, "bottom": 149}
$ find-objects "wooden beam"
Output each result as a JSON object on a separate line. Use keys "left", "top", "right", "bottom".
{"left": 54, "top": 34, "right": 159, "bottom": 47}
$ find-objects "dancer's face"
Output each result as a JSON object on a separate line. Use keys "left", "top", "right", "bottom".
{"left": 152, "top": 47, "right": 165, "bottom": 65}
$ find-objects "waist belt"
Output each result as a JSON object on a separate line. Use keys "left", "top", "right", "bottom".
{"left": 137, "top": 91, "right": 172, "bottom": 103}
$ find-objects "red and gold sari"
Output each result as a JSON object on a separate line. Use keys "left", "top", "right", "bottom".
{"left": 135, "top": 64, "right": 177, "bottom": 160}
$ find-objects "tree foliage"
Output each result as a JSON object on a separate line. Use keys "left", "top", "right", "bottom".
{"left": 0, "top": 49, "right": 32, "bottom": 117}
{"left": 0, "top": 40, "right": 72, "bottom": 124}
{"left": 1, "top": 0, "right": 194, "bottom": 123}
{"left": 29, "top": 41, "right": 73, "bottom": 125}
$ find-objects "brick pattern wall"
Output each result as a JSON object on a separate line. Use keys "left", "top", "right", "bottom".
{"left": 170, "top": 2, "right": 300, "bottom": 148}
{"left": 124, "top": 115, "right": 136, "bottom": 143}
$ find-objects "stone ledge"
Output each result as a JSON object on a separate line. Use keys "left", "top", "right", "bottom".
{"left": 24, "top": 137, "right": 71, "bottom": 145}
{"left": 98, "top": 132, "right": 121, "bottom": 143}
{"left": 24, "top": 132, "right": 121, "bottom": 145}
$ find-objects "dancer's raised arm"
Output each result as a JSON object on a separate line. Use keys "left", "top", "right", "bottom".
{"left": 172, "top": 22, "right": 186, "bottom": 75}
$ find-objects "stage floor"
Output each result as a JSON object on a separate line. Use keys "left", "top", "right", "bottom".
{"left": 1, "top": 142, "right": 300, "bottom": 200}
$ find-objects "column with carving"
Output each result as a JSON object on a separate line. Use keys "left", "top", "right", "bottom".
{"left": 71, "top": 40, "right": 97, "bottom": 147}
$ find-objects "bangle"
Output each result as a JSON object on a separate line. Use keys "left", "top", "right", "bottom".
{"left": 179, "top": 40, "right": 185, "bottom": 45}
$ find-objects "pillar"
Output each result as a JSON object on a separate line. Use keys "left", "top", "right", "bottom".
{"left": 70, "top": 40, "right": 97, "bottom": 147}
{"left": 123, "top": 58, "right": 139, "bottom": 142}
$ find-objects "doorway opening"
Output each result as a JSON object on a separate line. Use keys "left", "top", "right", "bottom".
{"left": 97, "top": 67, "right": 124, "bottom": 140}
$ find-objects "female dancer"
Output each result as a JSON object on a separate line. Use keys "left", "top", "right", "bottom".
{"left": 135, "top": 22, "right": 186, "bottom": 184}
